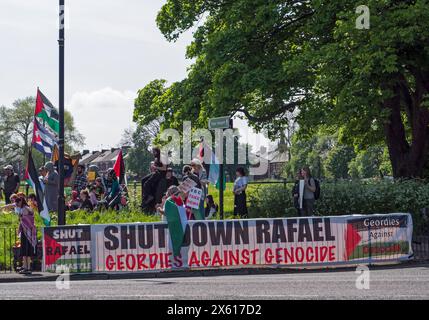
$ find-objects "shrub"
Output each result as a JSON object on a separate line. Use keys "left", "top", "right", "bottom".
{"left": 247, "top": 179, "right": 429, "bottom": 235}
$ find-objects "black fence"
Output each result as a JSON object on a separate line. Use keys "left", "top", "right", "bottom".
{"left": 0, "top": 227, "right": 43, "bottom": 273}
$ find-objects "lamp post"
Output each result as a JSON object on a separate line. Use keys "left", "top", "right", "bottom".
{"left": 57, "top": 0, "right": 66, "bottom": 225}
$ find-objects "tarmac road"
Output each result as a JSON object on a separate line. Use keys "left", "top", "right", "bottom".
{"left": 0, "top": 265, "right": 428, "bottom": 300}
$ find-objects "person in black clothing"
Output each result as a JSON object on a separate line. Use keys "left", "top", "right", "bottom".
{"left": 182, "top": 165, "right": 201, "bottom": 188}
{"left": 79, "top": 190, "right": 94, "bottom": 212}
{"left": 292, "top": 170, "right": 303, "bottom": 216}
{"left": 233, "top": 167, "right": 248, "bottom": 218}
{"left": 165, "top": 168, "right": 179, "bottom": 188}
{"left": 142, "top": 147, "right": 167, "bottom": 208}
{"left": 3, "top": 165, "right": 20, "bottom": 204}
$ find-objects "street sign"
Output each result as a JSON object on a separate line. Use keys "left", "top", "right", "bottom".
{"left": 208, "top": 116, "right": 231, "bottom": 130}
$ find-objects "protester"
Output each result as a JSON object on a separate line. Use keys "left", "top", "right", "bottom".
{"left": 142, "top": 147, "right": 168, "bottom": 209}
{"left": 301, "top": 166, "right": 316, "bottom": 216}
{"left": 93, "top": 177, "right": 105, "bottom": 201}
{"left": 16, "top": 196, "right": 37, "bottom": 274}
{"left": 78, "top": 190, "right": 94, "bottom": 212}
{"left": 141, "top": 161, "right": 155, "bottom": 207}
{"left": 0, "top": 193, "right": 18, "bottom": 212}
{"left": 38, "top": 166, "right": 47, "bottom": 191}
{"left": 3, "top": 165, "right": 20, "bottom": 205}
{"left": 73, "top": 164, "right": 88, "bottom": 193}
{"left": 166, "top": 168, "right": 179, "bottom": 188}
{"left": 205, "top": 195, "right": 218, "bottom": 219}
{"left": 156, "top": 185, "right": 182, "bottom": 221}
{"left": 88, "top": 185, "right": 99, "bottom": 208}
{"left": 182, "top": 165, "right": 200, "bottom": 187}
{"left": 67, "top": 190, "right": 81, "bottom": 211}
{"left": 104, "top": 168, "right": 121, "bottom": 210}
{"left": 292, "top": 170, "right": 303, "bottom": 216}
{"left": 43, "top": 162, "right": 59, "bottom": 212}
{"left": 27, "top": 194, "right": 38, "bottom": 212}
{"left": 191, "top": 158, "right": 208, "bottom": 194}
{"left": 233, "top": 167, "right": 248, "bottom": 218}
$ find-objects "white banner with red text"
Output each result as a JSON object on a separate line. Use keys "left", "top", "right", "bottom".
{"left": 43, "top": 213, "right": 413, "bottom": 273}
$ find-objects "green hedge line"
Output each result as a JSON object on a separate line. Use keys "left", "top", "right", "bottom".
{"left": 247, "top": 180, "right": 429, "bottom": 235}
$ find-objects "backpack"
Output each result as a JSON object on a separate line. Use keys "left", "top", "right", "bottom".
{"left": 313, "top": 179, "right": 321, "bottom": 200}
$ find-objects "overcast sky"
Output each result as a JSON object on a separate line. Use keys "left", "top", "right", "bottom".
{"left": 0, "top": 0, "right": 271, "bottom": 152}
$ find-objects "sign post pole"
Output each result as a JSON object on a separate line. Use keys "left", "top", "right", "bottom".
{"left": 57, "top": 0, "right": 66, "bottom": 225}
{"left": 209, "top": 117, "right": 233, "bottom": 220}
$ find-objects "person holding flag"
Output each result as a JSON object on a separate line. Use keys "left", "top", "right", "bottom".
{"left": 16, "top": 195, "right": 37, "bottom": 274}
{"left": 43, "top": 162, "right": 59, "bottom": 213}
{"left": 24, "top": 152, "right": 51, "bottom": 226}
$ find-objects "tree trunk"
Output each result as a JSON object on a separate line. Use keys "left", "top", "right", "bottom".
{"left": 384, "top": 84, "right": 429, "bottom": 178}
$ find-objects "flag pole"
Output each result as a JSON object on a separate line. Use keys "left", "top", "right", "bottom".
{"left": 57, "top": 0, "right": 66, "bottom": 225}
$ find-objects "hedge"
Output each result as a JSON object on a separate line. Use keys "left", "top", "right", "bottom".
{"left": 247, "top": 179, "right": 429, "bottom": 235}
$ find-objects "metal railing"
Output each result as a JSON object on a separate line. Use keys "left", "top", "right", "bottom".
{"left": 0, "top": 227, "right": 43, "bottom": 273}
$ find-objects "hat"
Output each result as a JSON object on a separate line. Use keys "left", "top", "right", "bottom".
{"left": 3, "top": 165, "right": 13, "bottom": 171}
{"left": 44, "top": 161, "right": 54, "bottom": 171}
{"left": 190, "top": 158, "right": 202, "bottom": 167}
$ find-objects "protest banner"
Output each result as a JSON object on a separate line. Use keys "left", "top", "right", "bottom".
{"left": 178, "top": 178, "right": 197, "bottom": 193}
{"left": 43, "top": 225, "right": 92, "bottom": 273}
{"left": 87, "top": 213, "right": 413, "bottom": 273}
{"left": 299, "top": 180, "right": 304, "bottom": 209}
{"left": 186, "top": 187, "right": 203, "bottom": 210}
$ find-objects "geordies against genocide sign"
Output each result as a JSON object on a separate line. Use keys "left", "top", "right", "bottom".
{"left": 43, "top": 214, "right": 413, "bottom": 273}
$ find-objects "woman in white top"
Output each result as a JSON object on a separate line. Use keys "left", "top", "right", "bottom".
{"left": 233, "top": 167, "right": 248, "bottom": 218}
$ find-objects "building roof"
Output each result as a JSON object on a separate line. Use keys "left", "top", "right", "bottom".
{"left": 267, "top": 149, "right": 289, "bottom": 163}
{"left": 80, "top": 151, "right": 102, "bottom": 165}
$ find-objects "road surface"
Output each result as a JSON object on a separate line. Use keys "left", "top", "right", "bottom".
{"left": 1, "top": 265, "right": 428, "bottom": 300}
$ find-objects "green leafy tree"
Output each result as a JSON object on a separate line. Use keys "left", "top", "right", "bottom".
{"left": 134, "top": 0, "right": 429, "bottom": 178}
{"left": 0, "top": 96, "right": 84, "bottom": 171}
{"left": 348, "top": 146, "right": 392, "bottom": 179}
{"left": 325, "top": 145, "right": 355, "bottom": 179}
{"left": 283, "top": 132, "right": 334, "bottom": 179}
{"left": 120, "top": 125, "right": 155, "bottom": 178}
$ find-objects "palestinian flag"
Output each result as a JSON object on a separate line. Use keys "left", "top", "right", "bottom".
{"left": 113, "top": 149, "right": 126, "bottom": 184}
{"left": 199, "top": 140, "right": 225, "bottom": 190}
{"left": 25, "top": 152, "right": 51, "bottom": 226}
{"left": 32, "top": 118, "right": 57, "bottom": 158}
{"left": 35, "top": 89, "right": 59, "bottom": 134}
{"left": 164, "top": 196, "right": 188, "bottom": 257}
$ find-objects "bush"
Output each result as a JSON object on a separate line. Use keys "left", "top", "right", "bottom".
{"left": 247, "top": 179, "right": 429, "bottom": 235}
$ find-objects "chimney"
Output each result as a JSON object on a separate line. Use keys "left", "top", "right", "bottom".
{"left": 82, "top": 150, "right": 89, "bottom": 156}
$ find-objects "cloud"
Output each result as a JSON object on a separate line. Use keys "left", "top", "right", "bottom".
{"left": 67, "top": 88, "right": 136, "bottom": 150}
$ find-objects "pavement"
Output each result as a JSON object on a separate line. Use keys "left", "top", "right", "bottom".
{"left": 0, "top": 262, "right": 428, "bottom": 299}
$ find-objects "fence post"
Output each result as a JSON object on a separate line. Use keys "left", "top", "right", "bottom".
{"left": 133, "top": 181, "right": 137, "bottom": 208}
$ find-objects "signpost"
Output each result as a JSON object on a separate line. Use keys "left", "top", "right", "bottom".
{"left": 208, "top": 116, "right": 233, "bottom": 220}
{"left": 58, "top": 0, "right": 66, "bottom": 225}
{"left": 208, "top": 116, "right": 232, "bottom": 130}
